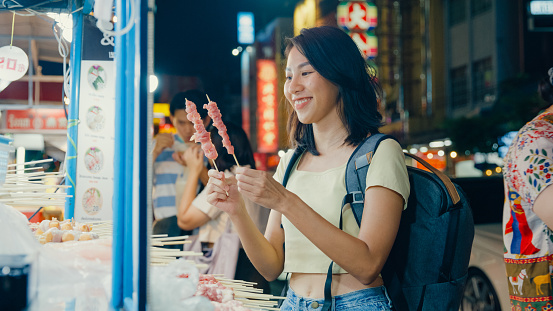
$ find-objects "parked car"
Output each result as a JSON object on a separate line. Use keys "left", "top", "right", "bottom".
{"left": 453, "top": 176, "right": 510, "bottom": 311}
{"left": 463, "top": 223, "right": 509, "bottom": 311}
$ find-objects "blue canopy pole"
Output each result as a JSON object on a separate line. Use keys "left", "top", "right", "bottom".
{"left": 112, "top": 0, "right": 127, "bottom": 307}
{"left": 123, "top": 0, "right": 136, "bottom": 302}
{"left": 135, "top": 0, "right": 151, "bottom": 309}
{"left": 65, "top": 6, "right": 83, "bottom": 220}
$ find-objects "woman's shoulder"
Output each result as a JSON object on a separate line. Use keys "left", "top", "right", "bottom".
{"left": 374, "top": 137, "right": 403, "bottom": 155}
{"left": 279, "top": 149, "right": 299, "bottom": 167}
{"left": 273, "top": 149, "right": 299, "bottom": 183}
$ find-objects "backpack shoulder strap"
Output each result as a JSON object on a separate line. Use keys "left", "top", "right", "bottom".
{"left": 323, "top": 134, "right": 398, "bottom": 311}
{"left": 282, "top": 147, "right": 304, "bottom": 188}
{"left": 344, "top": 133, "right": 398, "bottom": 226}
{"left": 277, "top": 147, "right": 303, "bottom": 308}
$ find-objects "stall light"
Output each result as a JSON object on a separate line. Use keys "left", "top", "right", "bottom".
{"left": 62, "top": 28, "right": 73, "bottom": 42}
{"left": 437, "top": 150, "right": 444, "bottom": 157}
{"left": 427, "top": 153, "right": 433, "bottom": 159}
{"left": 278, "top": 150, "right": 286, "bottom": 158}
{"left": 485, "top": 169, "right": 493, "bottom": 176}
{"left": 232, "top": 49, "right": 240, "bottom": 56}
{"left": 409, "top": 148, "right": 417, "bottom": 154}
{"left": 148, "top": 75, "right": 158, "bottom": 93}
{"left": 429, "top": 141, "right": 445, "bottom": 148}
{"left": 402, "top": 149, "right": 408, "bottom": 153}
{"left": 450, "top": 151, "right": 458, "bottom": 158}
{"left": 246, "top": 46, "right": 253, "bottom": 53}
{"left": 495, "top": 167, "right": 502, "bottom": 173}
{"left": 420, "top": 147, "right": 428, "bottom": 153}
{"left": 47, "top": 13, "right": 73, "bottom": 42}
{"left": 444, "top": 139, "right": 452, "bottom": 146}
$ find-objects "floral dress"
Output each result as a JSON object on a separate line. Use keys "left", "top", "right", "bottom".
{"left": 503, "top": 112, "right": 553, "bottom": 311}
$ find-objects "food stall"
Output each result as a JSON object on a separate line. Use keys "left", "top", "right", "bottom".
{"left": 1, "top": 1, "right": 280, "bottom": 310}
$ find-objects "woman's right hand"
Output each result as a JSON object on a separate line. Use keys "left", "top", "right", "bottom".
{"left": 182, "top": 144, "right": 204, "bottom": 175}
{"left": 205, "top": 169, "right": 244, "bottom": 215}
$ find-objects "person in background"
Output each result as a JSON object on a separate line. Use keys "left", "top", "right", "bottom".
{"left": 206, "top": 26, "right": 409, "bottom": 310}
{"left": 177, "top": 123, "right": 271, "bottom": 292}
{"left": 502, "top": 68, "right": 553, "bottom": 310}
{"left": 152, "top": 89, "right": 211, "bottom": 237}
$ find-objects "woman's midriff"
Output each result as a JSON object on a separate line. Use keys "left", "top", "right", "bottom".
{"left": 289, "top": 273, "right": 384, "bottom": 299}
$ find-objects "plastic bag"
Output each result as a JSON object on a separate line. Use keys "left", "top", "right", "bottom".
{"left": 32, "top": 239, "right": 112, "bottom": 310}
{"left": 0, "top": 203, "right": 41, "bottom": 256}
{"left": 150, "top": 259, "right": 214, "bottom": 311}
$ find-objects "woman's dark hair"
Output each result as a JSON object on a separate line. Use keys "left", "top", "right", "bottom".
{"left": 210, "top": 123, "right": 256, "bottom": 172}
{"left": 284, "top": 26, "right": 383, "bottom": 155}
{"left": 538, "top": 75, "right": 553, "bottom": 106}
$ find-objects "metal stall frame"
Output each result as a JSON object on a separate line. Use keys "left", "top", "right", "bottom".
{"left": 66, "top": 0, "right": 152, "bottom": 309}
{"left": 64, "top": 2, "right": 83, "bottom": 220}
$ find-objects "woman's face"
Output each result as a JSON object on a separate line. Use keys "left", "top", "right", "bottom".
{"left": 284, "top": 46, "right": 340, "bottom": 125}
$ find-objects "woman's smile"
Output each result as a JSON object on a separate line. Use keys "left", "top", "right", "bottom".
{"left": 294, "top": 97, "right": 312, "bottom": 110}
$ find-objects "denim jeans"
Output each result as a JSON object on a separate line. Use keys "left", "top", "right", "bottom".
{"left": 280, "top": 285, "right": 393, "bottom": 311}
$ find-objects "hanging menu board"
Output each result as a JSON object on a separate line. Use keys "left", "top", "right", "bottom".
{"left": 74, "top": 15, "right": 115, "bottom": 222}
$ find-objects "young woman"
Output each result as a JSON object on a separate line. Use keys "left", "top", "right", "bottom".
{"left": 206, "top": 26, "right": 410, "bottom": 310}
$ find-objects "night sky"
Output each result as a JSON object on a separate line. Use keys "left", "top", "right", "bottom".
{"left": 154, "top": 0, "right": 297, "bottom": 98}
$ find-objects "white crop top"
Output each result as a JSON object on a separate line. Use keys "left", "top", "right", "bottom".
{"left": 273, "top": 139, "right": 410, "bottom": 274}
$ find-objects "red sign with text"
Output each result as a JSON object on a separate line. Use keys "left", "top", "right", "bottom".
{"left": 337, "top": 1, "right": 377, "bottom": 32}
{"left": 5, "top": 109, "right": 67, "bottom": 131}
{"left": 256, "top": 60, "right": 278, "bottom": 153}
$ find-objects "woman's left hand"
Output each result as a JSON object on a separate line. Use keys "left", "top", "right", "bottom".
{"left": 234, "top": 166, "right": 291, "bottom": 212}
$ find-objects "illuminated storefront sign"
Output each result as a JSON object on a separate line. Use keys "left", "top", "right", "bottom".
{"left": 237, "top": 12, "right": 255, "bottom": 44}
{"left": 348, "top": 31, "right": 378, "bottom": 59}
{"left": 530, "top": 1, "right": 553, "bottom": 15}
{"left": 337, "top": 1, "right": 377, "bottom": 31}
{"left": 293, "top": 0, "right": 317, "bottom": 35}
{"left": 337, "top": 1, "right": 378, "bottom": 59}
{"left": 5, "top": 109, "right": 67, "bottom": 131}
{"left": 256, "top": 60, "right": 278, "bottom": 153}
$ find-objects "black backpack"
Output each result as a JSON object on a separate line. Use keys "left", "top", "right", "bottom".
{"left": 281, "top": 133, "right": 474, "bottom": 311}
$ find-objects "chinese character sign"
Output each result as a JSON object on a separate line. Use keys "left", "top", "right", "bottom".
{"left": 349, "top": 32, "right": 378, "bottom": 59}
{"left": 256, "top": 60, "right": 278, "bottom": 153}
{"left": 337, "top": 1, "right": 377, "bottom": 32}
{"left": 0, "top": 46, "right": 29, "bottom": 81}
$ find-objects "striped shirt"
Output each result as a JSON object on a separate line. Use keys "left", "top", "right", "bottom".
{"left": 152, "top": 134, "right": 190, "bottom": 220}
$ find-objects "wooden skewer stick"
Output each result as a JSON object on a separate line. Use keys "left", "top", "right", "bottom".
{"left": 232, "top": 154, "right": 240, "bottom": 167}
{"left": 7, "top": 159, "right": 54, "bottom": 167}
{"left": 211, "top": 159, "right": 229, "bottom": 196}
{"left": 151, "top": 235, "right": 190, "bottom": 242}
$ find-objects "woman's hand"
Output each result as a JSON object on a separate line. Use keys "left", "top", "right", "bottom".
{"left": 205, "top": 169, "right": 244, "bottom": 215}
{"left": 234, "top": 166, "right": 291, "bottom": 212}
{"left": 181, "top": 144, "right": 204, "bottom": 175}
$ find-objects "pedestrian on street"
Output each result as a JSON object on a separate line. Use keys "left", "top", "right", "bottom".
{"left": 503, "top": 68, "right": 553, "bottom": 310}
{"left": 205, "top": 26, "right": 410, "bottom": 311}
